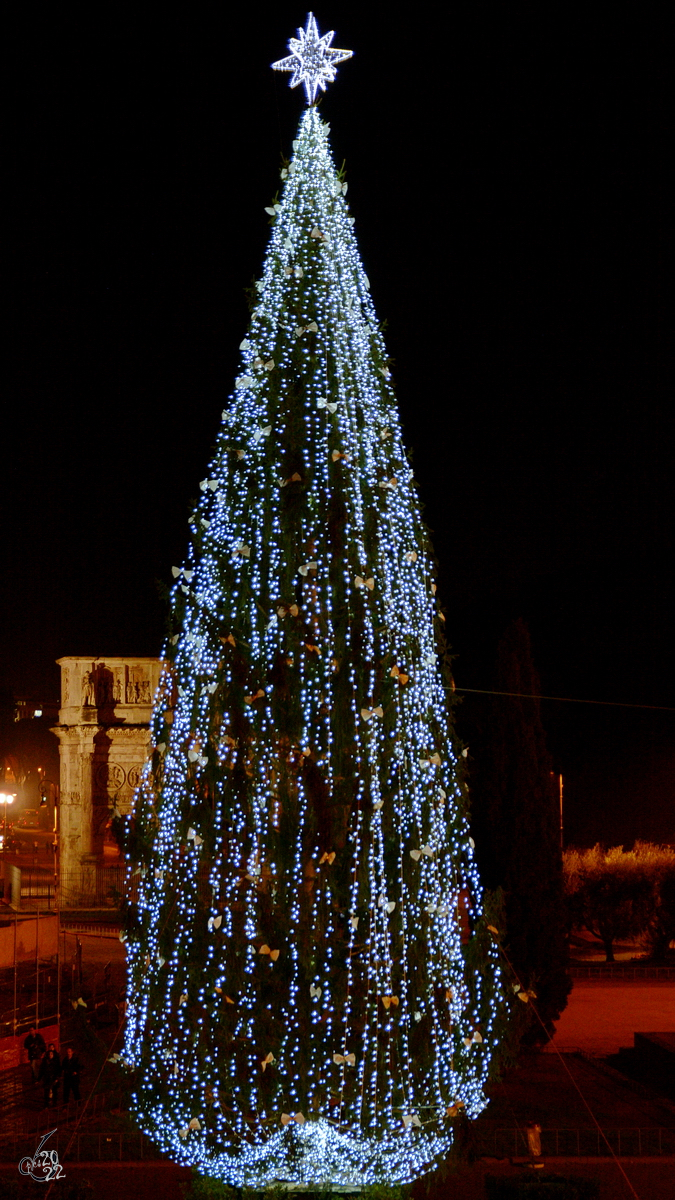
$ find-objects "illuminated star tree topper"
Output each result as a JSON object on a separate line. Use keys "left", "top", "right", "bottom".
{"left": 272, "top": 12, "right": 353, "bottom": 104}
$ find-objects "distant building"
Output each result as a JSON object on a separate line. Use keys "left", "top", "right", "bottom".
{"left": 52, "top": 657, "right": 161, "bottom": 897}
{"left": 13, "top": 697, "right": 59, "bottom": 724}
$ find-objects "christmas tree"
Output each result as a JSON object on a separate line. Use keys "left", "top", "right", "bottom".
{"left": 123, "top": 14, "right": 502, "bottom": 1188}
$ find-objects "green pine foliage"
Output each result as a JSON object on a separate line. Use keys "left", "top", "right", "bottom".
{"left": 122, "top": 108, "right": 503, "bottom": 1187}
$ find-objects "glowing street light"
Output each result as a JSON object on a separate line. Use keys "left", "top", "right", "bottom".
{"left": 0, "top": 792, "right": 15, "bottom": 850}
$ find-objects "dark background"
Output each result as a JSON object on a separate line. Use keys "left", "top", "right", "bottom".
{"left": 4, "top": 6, "right": 673, "bottom": 845}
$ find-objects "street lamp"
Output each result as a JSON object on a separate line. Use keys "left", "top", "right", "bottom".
{"left": 0, "top": 792, "right": 15, "bottom": 850}
{"left": 39, "top": 779, "right": 59, "bottom": 908}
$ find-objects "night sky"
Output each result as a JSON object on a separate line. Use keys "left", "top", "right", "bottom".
{"left": 4, "top": 8, "right": 673, "bottom": 846}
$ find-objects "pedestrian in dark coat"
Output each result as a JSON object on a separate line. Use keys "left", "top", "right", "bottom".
{"left": 61, "top": 1047, "right": 82, "bottom": 1103}
{"left": 38, "top": 1046, "right": 61, "bottom": 1108}
{"left": 23, "top": 1027, "right": 45, "bottom": 1081}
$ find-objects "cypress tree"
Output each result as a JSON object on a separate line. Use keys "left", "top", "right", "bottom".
{"left": 469, "top": 619, "right": 571, "bottom": 1045}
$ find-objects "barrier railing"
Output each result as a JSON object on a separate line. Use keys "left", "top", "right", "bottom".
{"left": 475, "top": 1126, "right": 674, "bottom": 1157}
{"left": 0, "top": 1127, "right": 163, "bottom": 1163}
{"left": 570, "top": 964, "right": 675, "bottom": 981}
{"left": 0, "top": 1088, "right": 125, "bottom": 1148}
{"left": 3, "top": 1122, "right": 673, "bottom": 1161}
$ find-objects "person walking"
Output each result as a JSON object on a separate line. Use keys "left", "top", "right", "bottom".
{"left": 23, "top": 1027, "right": 45, "bottom": 1083}
{"left": 61, "top": 1047, "right": 82, "bottom": 1103}
{"left": 38, "top": 1045, "right": 61, "bottom": 1108}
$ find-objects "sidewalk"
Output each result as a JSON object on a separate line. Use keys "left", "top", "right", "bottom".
{"left": 546, "top": 979, "right": 675, "bottom": 1056}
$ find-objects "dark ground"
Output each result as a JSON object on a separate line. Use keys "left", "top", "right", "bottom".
{"left": 2, "top": 1045, "right": 675, "bottom": 1199}
{"left": 2, "top": 966, "right": 674, "bottom": 1198}
{"left": 1, "top": 1156, "right": 675, "bottom": 1200}
{"left": 546, "top": 979, "right": 675, "bottom": 1057}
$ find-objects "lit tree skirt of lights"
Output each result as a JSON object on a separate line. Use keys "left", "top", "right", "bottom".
{"left": 130, "top": 1108, "right": 465, "bottom": 1186}
{"left": 122, "top": 98, "right": 503, "bottom": 1189}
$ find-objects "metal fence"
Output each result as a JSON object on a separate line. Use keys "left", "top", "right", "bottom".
{"left": 6, "top": 866, "right": 139, "bottom": 911}
{"left": 3, "top": 1120, "right": 673, "bottom": 1162}
{"left": 475, "top": 1127, "right": 675, "bottom": 1157}
{"left": 59, "top": 866, "right": 133, "bottom": 909}
{"left": 0, "top": 1089, "right": 128, "bottom": 1153}
{"left": 570, "top": 964, "right": 675, "bottom": 980}
{"left": 1, "top": 1129, "right": 163, "bottom": 1163}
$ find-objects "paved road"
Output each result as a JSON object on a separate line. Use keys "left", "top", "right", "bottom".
{"left": 548, "top": 980, "right": 675, "bottom": 1055}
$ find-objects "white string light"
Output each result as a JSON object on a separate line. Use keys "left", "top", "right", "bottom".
{"left": 123, "top": 100, "right": 502, "bottom": 1188}
{"left": 272, "top": 12, "right": 353, "bottom": 104}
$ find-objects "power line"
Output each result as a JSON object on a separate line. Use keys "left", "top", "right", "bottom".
{"left": 451, "top": 687, "right": 675, "bottom": 712}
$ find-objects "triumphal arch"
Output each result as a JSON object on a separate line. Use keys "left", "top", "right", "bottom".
{"left": 52, "top": 657, "right": 161, "bottom": 896}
